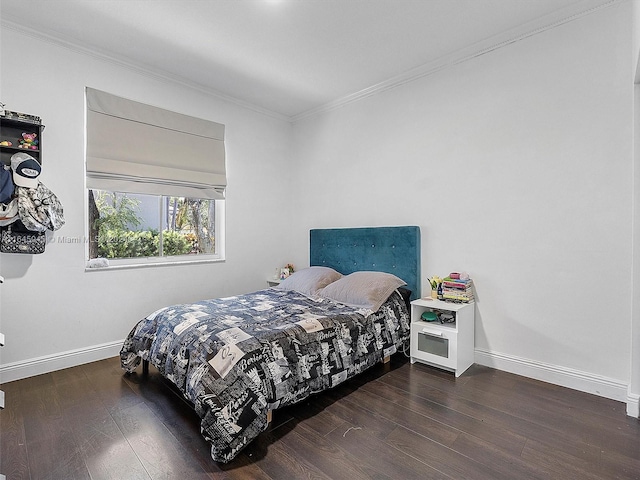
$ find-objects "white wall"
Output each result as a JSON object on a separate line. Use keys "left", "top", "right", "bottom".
{"left": 1, "top": 2, "right": 637, "bottom": 410}
{"left": 630, "top": 0, "right": 640, "bottom": 417}
{"left": 632, "top": 82, "right": 640, "bottom": 415}
{"left": 292, "top": 3, "right": 635, "bottom": 401}
{"left": 0, "top": 26, "right": 294, "bottom": 380}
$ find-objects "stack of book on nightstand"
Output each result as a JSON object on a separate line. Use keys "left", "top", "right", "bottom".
{"left": 441, "top": 276, "right": 474, "bottom": 303}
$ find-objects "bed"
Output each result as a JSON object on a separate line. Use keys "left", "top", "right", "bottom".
{"left": 120, "top": 226, "right": 421, "bottom": 463}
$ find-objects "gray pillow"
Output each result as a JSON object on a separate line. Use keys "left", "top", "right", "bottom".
{"left": 274, "top": 266, "right": 342, "bottom": 296}
{"left": 318, "top": 271, "right": 407, "bottom": 312}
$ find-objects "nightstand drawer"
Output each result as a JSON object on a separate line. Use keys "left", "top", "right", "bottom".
{"left": 410, "top": 322, "right": 458, "bottom": 370}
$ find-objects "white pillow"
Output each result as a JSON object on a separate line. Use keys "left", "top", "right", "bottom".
{"left": 274, "top": 266, "right": 342, "bottom": 296}
{"left": 318, "top": 271, "right": 406, "bottom": 312}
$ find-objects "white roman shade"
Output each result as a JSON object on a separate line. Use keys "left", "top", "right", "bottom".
{"left": 86, "top": 87, "right": 226, "bottom": 199}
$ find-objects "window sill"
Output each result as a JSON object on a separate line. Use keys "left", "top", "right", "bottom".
{"left": 84, "top": 256, "right": 224, "bottom": 272}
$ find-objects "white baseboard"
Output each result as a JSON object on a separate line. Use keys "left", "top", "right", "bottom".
{"left": 0, "top": 340, "right": 124, "bottom": 383}
{"left": 474, "top": 348, "right": 629, "bottom": 404}
{"left": 2, "top": 342, "right": 638, "bottom": 418}
{"left": 627, "top": 391, "right": 640, "bottom": 418}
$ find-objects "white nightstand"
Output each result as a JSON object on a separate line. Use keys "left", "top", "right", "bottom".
{"left": 410, "top": 298, "right": 475, "bottom": 377}
{"left": 267, "top": 278, "right": 282, "bottom": 287}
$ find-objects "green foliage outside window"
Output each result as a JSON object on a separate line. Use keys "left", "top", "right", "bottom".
{"left": 91, "top": 191, "right": 206, "bottom": 259}
{"left": 97, "top": 229, "right": 191, "bottom": 258}
{"left": 93, "top": 191, "right": 141, "bottom": 232}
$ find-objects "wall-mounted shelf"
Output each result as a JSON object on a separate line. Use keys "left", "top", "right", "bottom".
{"left": 0, "top": 110, "right": 44, "bottom": 167}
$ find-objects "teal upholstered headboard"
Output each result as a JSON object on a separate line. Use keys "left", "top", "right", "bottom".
{"left": 309, "top": 226, "right": 421, "bottom": 300}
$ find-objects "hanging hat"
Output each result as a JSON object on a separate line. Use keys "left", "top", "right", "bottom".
{"left": 0, "top": 165, "right": 15, "bottom": 203}
{"left": 11, "top": 152, "right": 41, "bottom": 189}
{"left": 16, "top": 183, "right": 65, "bottom": 232}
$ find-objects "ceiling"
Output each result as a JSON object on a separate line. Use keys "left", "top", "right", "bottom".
{"left": 0, "top": 0, "right": 614, "bottom": 119}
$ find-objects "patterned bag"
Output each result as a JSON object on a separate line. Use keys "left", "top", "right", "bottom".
{"left": 0, "top": 222, "right": 46, "bottom": 254}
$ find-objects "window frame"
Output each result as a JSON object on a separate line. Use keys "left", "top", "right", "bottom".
{"left": 85, "top": 189, "right": 225, "bottom": 270}
{"left": 84, "top": 88, "right": 227, "bottom": 270}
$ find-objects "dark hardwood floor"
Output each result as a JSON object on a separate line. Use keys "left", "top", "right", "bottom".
{"left": 1, "top": 354, "right": 639, "bottom": 479}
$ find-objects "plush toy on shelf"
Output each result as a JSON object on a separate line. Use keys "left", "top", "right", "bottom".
{"left": 0, "top": 141, "right": 12, "bottom": 146}
{"left": 18, "top": 132, "right": 38, "bottom": 150}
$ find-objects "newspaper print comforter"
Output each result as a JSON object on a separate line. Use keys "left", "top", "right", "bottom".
{"left": 120, "top": 288, "right": 410, "bottom": 463}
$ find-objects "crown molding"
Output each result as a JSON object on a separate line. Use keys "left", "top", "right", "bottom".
{"left": 291, "top": 0, "right": 621, "bottom": 122}
{"left": 1, "top": 0, "right": 622, "bottom": 124}
{"left": 0, "top": 20, "right": 290, "bottom": 123}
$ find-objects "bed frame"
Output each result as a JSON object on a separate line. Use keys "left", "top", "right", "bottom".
{"left": 142, "top": 225, "right": 422, "bottom": 380}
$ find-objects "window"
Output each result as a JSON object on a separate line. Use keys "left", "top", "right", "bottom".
{"left": 85, "top": 88, "right": 226, "bottom": 266}
{"left": 88, "top": 190, "right": 224, "bottom": 263}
